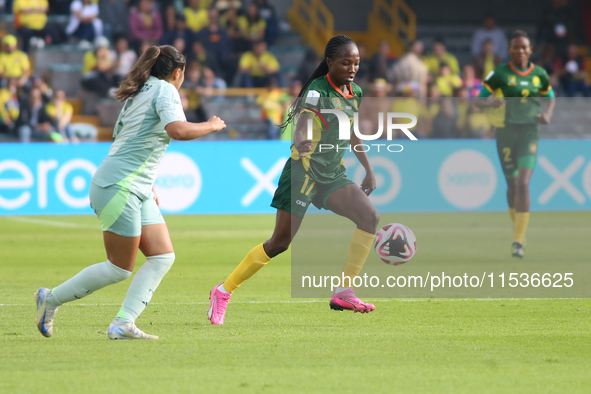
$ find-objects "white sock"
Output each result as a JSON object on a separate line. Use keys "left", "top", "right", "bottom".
{"left": 47, "top": 261, "right": 131, "bottom": 307}
{"left": 335, "top": 287, "right": 350, "bottom": 294}
{"left": 115, "top": 253, "right": 175, "bottom": 324}
{"left": 217, "top": 284, "right": 231, "bottom": 294}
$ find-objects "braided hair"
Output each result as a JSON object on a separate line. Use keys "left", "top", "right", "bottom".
{"left": 281, "top": 35, "right": 356, "bottom": 129}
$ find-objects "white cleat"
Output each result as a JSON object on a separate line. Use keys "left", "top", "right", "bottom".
{"left": 107, "top": 321, "right": 158, "bottom": 340}
{"left": 35, "top": 288, "right": 58, "bottom": 338}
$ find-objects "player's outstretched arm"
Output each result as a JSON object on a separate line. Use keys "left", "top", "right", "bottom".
{"left": 165, "top": 116, "right": 226, "bottom": 141}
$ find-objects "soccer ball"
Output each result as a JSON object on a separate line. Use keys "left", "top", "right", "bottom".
{"left": 374, "top": 223, "right": 417, "bottom": 265}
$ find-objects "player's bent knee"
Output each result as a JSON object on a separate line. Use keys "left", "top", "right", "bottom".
{"left": 146, "top": 252, "right": 175, "bottom": 275}
{"left": 265, "top": 239, "right": 290, "bottom": 257}
{"left": 516, "top": 178, "right": 529, "bottom": 194}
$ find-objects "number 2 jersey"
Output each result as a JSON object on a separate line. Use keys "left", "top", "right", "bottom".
{"left": 290, "top": 73, "right": 363, "bottom": 183}
{"left": 479, "top": 61, "right": 554, "bottom": 127}
{"left": 92, "top": 76, "right": 187, "bottom": 200}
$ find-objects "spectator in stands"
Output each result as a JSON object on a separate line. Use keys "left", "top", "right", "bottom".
{"left": 99, "top": 0, "right": 130, "bottom": 41}
{"left": 45, "top": 89, "right": 76, "bottom": 142}
{"left": 472, "top": 39, "right": 501, "bottom": 80}
{"left": 424, "top": 38, "right": 460, "bottom": 76}
{"left": 254, "top": 0, "right": 278, "bottom": 45}
{"left": 163, "top": 4, "right": 177, "bottom": 31}
{"left": 540, "top": 45, "right": 561, "bottom": 92}
{"left": 129, "top": 0, "right": 164, "bottom": 47}
{"left": 295, "top": 48, "right": 318, "bottom": 84}
{"left": 196, "top": 8, "right": 232, "bottom": 80}
{"left": 220, "top": 5, "right": 249, "bottom": 54}
{"left": 66, "top": 0, "right": 104, "bottom": 45}
{"left": 160, "top": 14, "right": 194, "bottom": 49}
{"left": 184, "top": 0, "right": 209, "bottom": 34}
{"left": 354, "top": 42, "right": 370, "bottom": 85}
{"left": 391, "top": 81, "right": 421, "bottom": 139}
{"left": 81, "top": 36, "right": 116, "bottom": 97}
{"left": 190, "top": 40, "right": 221, "bottom": 77}
{"left": 112, "top": 36, "right": 136, "bottom": 83}
{"left": 180, "top": 61, "right": 207, "bottom": 122}
{"left": 16, "top": 86, "right": 53, "bottom": 142}
{"left": 436, "top": 63, "right": 462, "bottom": 97}
{"left": 256, "top": 77, "right": 290, "bottom": 139}
{"left": 471, "top": 14, "right": 508, "bottom": 61}
{"left": 238, "top": 40, "right": 280, "bottom": 88}
{"left": 368, "top": 40, "right": 396, "bottom": 82}
{"left": 537, "top": 0, "right": 585, "bottom": 57}
{"left": 238, "top": 2, "right": 266, "bottom": 49}
{"left": 388, "top": 40, "right": 428, "bottom": 98}
{"left": 461, "top": 64, "right": 482, "bottom": 98}
{"left": 0, "top": 35, "right": 31, "bottom": 88}
{"left": 24, "top": 74, "right": 52, "bottom": 102}
{"left": 12, "top": 0, "right": 50, "bottom": 51}
{"left": 173, "top": 37, "right": 187, "bottom": 56}
{"left": 560, "top": 44, "right": 590, "bottom": 97}
{"left": 0, "top": 78, "right": 20, "bottom": 137}
{"left": 202, "top": 66, "right": 226, "bottom": 98}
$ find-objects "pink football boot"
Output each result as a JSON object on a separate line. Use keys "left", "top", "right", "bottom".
{"left": 330, "top": 288, "right": 375, "bottom": 313}
{"left": 208, "top": 283, "right": 231, "bottom": 325}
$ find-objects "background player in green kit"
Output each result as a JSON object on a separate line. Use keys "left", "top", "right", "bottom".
{"left": 475, "top": 30, "right": 555, "bottom": 258}
{"left": 208, "top": 35, "right": 380, "bottom": 325}
{"left": 34, "top": 45, "right": 226, "bottom": 339}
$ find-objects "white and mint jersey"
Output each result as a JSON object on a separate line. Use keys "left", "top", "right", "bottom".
{"left": 92, "top": 76, "right": 186, "bottom": 200}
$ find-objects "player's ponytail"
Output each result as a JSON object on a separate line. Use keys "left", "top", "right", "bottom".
{"left": 115, "top": 45, "right": 186, "bottom": 102}
{"left": 281, "top": 35, "right": 356, "bottom": 130}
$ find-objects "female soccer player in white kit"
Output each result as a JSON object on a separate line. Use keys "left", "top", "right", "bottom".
{"left": 34, "top": 45, "right": 226, "bottom": 339}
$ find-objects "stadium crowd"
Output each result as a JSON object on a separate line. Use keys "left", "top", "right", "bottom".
{"left": 0, "top": 0, "right": 589, "bottom": 141}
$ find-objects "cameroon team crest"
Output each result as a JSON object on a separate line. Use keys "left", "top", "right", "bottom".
{"left": 508, "top": 76, "right": 517, "bottom": 86}
{"left": 331, "top": 97, "right": 343, "bottom": 110}
{"left": 529, "top": 143, "right": 537, "bottom": 153}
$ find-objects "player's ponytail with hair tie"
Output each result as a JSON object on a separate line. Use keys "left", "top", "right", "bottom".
{"left": 280, "top": 35, "right": 355, "bottom": 130}
{"left": 115, "top": 45, "right": 186, "bottom": 102}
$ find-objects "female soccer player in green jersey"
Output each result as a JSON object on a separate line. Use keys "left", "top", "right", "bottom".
{"left": 34, "top": 45, "right": 226, "bottom": 339}
{"left": 475, "top": 30, "right": 555, "bottom": 258}
{"left": 208, "top": 35, "right": 380, "bottom": 325}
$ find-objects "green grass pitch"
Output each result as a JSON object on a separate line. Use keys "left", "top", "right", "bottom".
{"left": 0, "top": 212, "right": 590, "bottom": 393}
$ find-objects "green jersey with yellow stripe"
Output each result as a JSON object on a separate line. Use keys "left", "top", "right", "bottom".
{"left": 479, "top": 61, "right": 554, "bottom": 126}
{"left": 290, "top": 74, "right": 363, "bottom": 183}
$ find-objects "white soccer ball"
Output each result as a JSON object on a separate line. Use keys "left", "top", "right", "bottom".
{"left": 374, "top": 223, "right": 417, "bottom": 265}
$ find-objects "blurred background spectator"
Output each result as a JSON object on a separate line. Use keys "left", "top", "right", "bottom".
{"left": 471, "top": 14, "right": 508, "bottom": 61}
{"left": 99, "top": 0, "right": 129, "bottom": 42}
{"left": 559, "top": 43, "right": 590, "bottom": 96}
{"left": 238, "top": 40, "right": 279, "bottom": 88}
{"left": 389, "top": 40, "right": 428, "bottom": 98}
{"left": 0, "top": 35, "right": 31, "bottom": 87}
{"left": 425, "top": 38, "right": 460, "bottom": 76}
{"left": 45, "top": 89, "right": 76, "bottom": 142}
{"left": 129, "top": 0, "right": 163, "bottom": 47}
{"left": 472, "top": 39, "right": 501, "bottom": 80}
{"left": 66, "top": 0, "right": 103, "bottom": 45}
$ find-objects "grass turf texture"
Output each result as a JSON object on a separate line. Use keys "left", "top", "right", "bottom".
{"left": 0, "top": 212, "right": 590, "bottom": 393}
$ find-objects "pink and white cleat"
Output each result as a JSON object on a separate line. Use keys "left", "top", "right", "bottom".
{"left": 330, "top": 288, "right": 375, "bottom": 313}
{"left": 208, "top": 283, "right": 231, "bottom": 325}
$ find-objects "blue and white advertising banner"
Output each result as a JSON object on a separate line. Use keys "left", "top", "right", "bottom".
{"left": 0, "top": 140, "right": 590, "bottom": 215}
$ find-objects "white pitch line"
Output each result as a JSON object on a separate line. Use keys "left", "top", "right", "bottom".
{"left": 0, "top": 298, "right": 579, "bottom": 307}
{"left": 3, "top": 216, "right": 98, "bottom": 229}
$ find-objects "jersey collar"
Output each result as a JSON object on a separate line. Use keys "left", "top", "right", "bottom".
{"left": 509, "top": 61, "right": 534, "bottom": 76}
{"left": 326, "top": 73, "right": 355, "bottom": 98}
